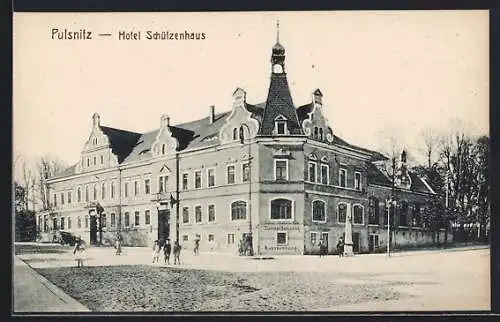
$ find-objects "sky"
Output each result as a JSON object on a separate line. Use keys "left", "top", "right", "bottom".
{"left": 13, "top": 10, "right": 489, "bottom": 181}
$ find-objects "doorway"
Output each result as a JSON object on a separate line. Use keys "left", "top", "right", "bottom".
{"left": 158, "top": 209, "right": 170, "bottom": 245}
{"left": 321, "top": 232, "right": 329, "bottom": 253}
{"left": 368, "top": 234, "right": 379, "bottom": 252}
{"left": 352, "top": 232, "right": 360, "bottom": 253}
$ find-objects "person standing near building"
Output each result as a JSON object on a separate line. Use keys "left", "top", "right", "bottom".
{"left": 163, "top": 239, "right": 172, "bottom": 265}
{"left": 336, "top": 237, "right": 345, "bottom": 258}
{"left": 193, "top": 234, "right": 200, "bottom": 256}
{"left": 152, "top": 240, "right": 161, "bottom": 263}
{"left": 173, "top": 240, "right": 182, "bottom": 265}
{"left": 73, "top": 236, "right": 86, "bottom": 268}
{"left": 318, "top": 239, "right": 324, "bottom": 258}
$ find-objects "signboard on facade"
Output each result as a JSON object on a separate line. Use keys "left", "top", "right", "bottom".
{"left": 263, "top": 225, "right": 301, "bottom": 231}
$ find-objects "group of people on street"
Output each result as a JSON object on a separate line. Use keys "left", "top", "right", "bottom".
{"left": 318, "top": 236, "right": 345, "bottom": 258}
{"left": 152, "top": 239, "right": 182, "bottom": 265}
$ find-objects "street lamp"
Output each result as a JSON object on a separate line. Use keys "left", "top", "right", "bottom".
{"left": 239, "top": 123, "right": 254, "bottom": 256}
{"left": 387, "top": 156, "right": 397, "bottom": 257}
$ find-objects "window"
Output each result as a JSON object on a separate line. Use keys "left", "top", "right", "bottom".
{"left": 321, "top": 164, "right": 329, "bottom": 185}
{"left": 118, "top": 213, "right": 122, "bottom": 227}
{"left": 274, "top": 159, "right": 288, "bottom": 180}
{"left": 308, "top": 162, "right": 317, "bottom": 182}
{"left": 124, "top": 212, "right": 130, "bottom": 227}
{"left": 93, "top": 156, "right": 96, "bottom": 165}
{"left": 270, "top": 198, "right": 292, "bottom": 220}
{"left": 338, "top": 203, "right": 347, "bottom": 223}
{"left": 100, "top": 154, "right": 104, "bottom": 164}
{"left": 370, "top": 234, "right": 380, "bottom": 247}
{"left": 60, "top": 217, "right": 65, "bottom": 230}
{"left": 85, "top": 215, "right": 89, "bottom": 228}
{"left": 314, "top": 127, "right": 318, "bottom": 139}
{"left": 111, "top": 182, "right": 115, "bottom": 198}
{"left": 145, "top": 210, "right": 150, "bottom": 225}
{"left": 195, "top": 206, "right": 202, "bottom": 223}
{"left": 276, "top": 121, "right": 286, "bottom": 135}
{"left": 242, "top": 163, "right": 250, "bottom": 182}
{"left": 354, "top": 172, "right": 362, "bottom": 190}
{"left": 101, "top": 182, "right": 105, "bottom": 199}
{"left": 182, "top": 207, "right": 189, "bottom": 223}
{"left": 353, "top": 204, "right": 364, "bottom": 224}
{"left": 68, "top": 191, "right": 72, "bottom": 204}
{"left": 85, "top": 186, "right": 89, "bottom": 202}
{"left": 182, "top": 173, "right": 189, "bottom": 190}
{"left": 232, "top": 128, "right": 238, "bottom": 141}
{"left": 101, "top": 214, "right": 106, "bottom": 228}
{"left": 135, "top": 211, "right": 140, "bottom": 226}
{"left": 227, "top": 233, "right": 235, "bottom": 244}
{"left": 312, "top": 200, "right": 326, "bottom": 222}
{"left": 277, "top": 232, "right": 287, "bottom": 245}
{"left": 159, "top": 176, "right": 164, "bottom": 193}
{"left": 145, "top": 179, "right": 151, "bottom": 194}
{"left": 54, "top": 218, "right": 58, "bottom": 230}
{"left": 319, "top": 128, "right": 324, "bottom": 141}
{"left": 207, "top": 169, "right": 215, "bottom": 187}
{"left": 134, "top": 181, "right": 139, "bottom": 196}
{"left": 110, "top": 213, "right": 115, "bottom": 227}
{"left": 400, "top": 202, "right": 408, "bottom": 227}
{"left": 67, "top": 217, "right": 71, "bottom": 229}
{"left": 412, "top": 203, "right": 421, "bottom": 227}
{"left": 227, "top": 165, "right": 235, "bottom": 184}
{"left": 208, "top": 234, "right": 215, "bottom": 242}
{"left": 93, "top": 184, "right": 97, "bottom": 200}
{"left": 124, "top": 183, "right": 129, "bottom": 197}
{"left": 368, "top": 197, "right": 380, "bottom": 225}
{"left": 53, "top": 194, "right": 57, "bottom": 207}
{"left": 239, "top": 126, "right": 245, "bottom": 142}
{"left": 183, "top": 235, "right": 189, "bottom": 242}
{"left": 195, "top": 171, "right": 202, "bottom": 189}
{"left": 87, "top": 158, "right": 90, "bottom": 167}
{"left": 61, "top": 193, "right": 64, "bottom": 205}
{"left": 208, "top": 205, "right": 216, "bottom": 222}
{"left": 161, "top": 144, "right": 166, "bottom": 155}
{"left": 231, "top": 201, "right": 247, "bottom": 220}
{"left": 310, "top": 232, "right": 318, "bottom": 245}
{"left": 77, "top": 187, "right": 81, "bottom": 202}
{"left": 339, "top": 168, "right": 347, "bottom": 188}
{"left": 77, "top": 216, "right": 81, "bottom": 228}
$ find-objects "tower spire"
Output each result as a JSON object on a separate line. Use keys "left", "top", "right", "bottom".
{"left": 276, "top": 19, "right": 280, "bottom": 43}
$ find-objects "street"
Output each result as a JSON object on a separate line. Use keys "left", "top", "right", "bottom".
{"left": 13, "top": 243, "right": 490, "bottom": 312}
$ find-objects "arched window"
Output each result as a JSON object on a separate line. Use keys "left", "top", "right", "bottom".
{"left": 85, "top": 186, "right": 89, "bottom": 202}
{"left": 101, "top": 182, "right": 106, "bottom": 199}
{"left": 314, "top": 127, "right": 318, "bottom": 139}
{"left": 239, "top": 126, "right": 245, "bottom": 142}
{"left": 319, "top": 128, "right": 324, "bottom": 141}
{"left": 412, "top": 203, "right": 421, "bottom": 227}
{"left": 353, "top": 204, "right": 364, "bottom": 224}
{"left": 368, "top": 197, "right": 379, "bottom": 225}
{"left": 271, "top": 198, "right": 293, "bottom": 220}
{"left": 93, "top": 184, "right": 97, "bottom": 200}
{"left": 111, "top": 182, "right": 115, "bottom": 198}
{"left": 338, "top": 203, "right": 347, "bottom": 223}
{"left": 77, "top": 187, "right": 81, "bottom": 202}
{"left": 312, "top": 200, "right": 326, "bottom": 222}
{"left": 232, "top": 128, "right": 238, "bottom": 141}
{"left": 231, "top": 201, "right": 247, "bottom": 220}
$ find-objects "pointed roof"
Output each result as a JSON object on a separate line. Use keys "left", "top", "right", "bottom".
{"left": 258, "top": 73, "right": 303, "bottom": 135}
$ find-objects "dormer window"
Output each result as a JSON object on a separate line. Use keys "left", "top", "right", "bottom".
{"left": 93, "top": 137, "right": 98, "bottom": 145}
{"left": 233, "top": 128, "right": 238, "bottom": 141}
{"left": 161, "top": 144, "right": 166, "bottom": 155}
{"left": 274, "top": 115, "right": 288, "bottom": 135}
{"left": 319, "top": 128, "right": 324, "bottom": 141}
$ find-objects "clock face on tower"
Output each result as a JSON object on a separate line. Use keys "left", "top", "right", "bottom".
{"left": 273, "top": 64, "right": 283, "bottom": 74}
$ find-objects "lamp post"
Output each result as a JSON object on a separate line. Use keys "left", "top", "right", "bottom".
{"left": 387, "top": 156, "right": 397, "bottom": 257}
{"left": 239, "top": 123, "right": 254, "bottom": 256}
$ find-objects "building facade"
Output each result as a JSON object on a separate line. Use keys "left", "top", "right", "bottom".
{"left": 40, "top": 30, "right": 450, "bottom": 255}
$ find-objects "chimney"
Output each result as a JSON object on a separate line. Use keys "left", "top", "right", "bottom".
{"left": 209, "top": 105, "right": 215, "bottom": 124}
{"left": 161, "top": 115, "right": 170, "bottom": 128}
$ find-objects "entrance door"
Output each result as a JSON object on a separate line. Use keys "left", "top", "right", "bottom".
{"left": 368, "top": 235, "right": 375, "bottom": 252}
{"left": 352, "top": 232, "right": 360, "bottom": 253}
{"left": 158, "top": 209, "right": 170, "bottom": 245}
{"left": 89, "top": 215, "right": 98, "bottom": 245}
{"left": 321, "top": 232, "right": 329, "bottom": 253}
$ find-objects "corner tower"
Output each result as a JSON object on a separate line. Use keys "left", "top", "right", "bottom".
{"left": 258, "top": 20, "right": 303, "bottom": 136}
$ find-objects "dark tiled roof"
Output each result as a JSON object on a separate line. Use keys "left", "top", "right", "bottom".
{"left": 51, "top": 164, "right": 77, "bottom": 180}
{"left": 100, "top": 126, "right": 142, "bottom": 163}
{"left": 296, "top": 103, "right": 313, "bottom": 122}
{"left": 258, "top": 73, "right": 303, "bottom": 136}
{"left": 367, "top": 163, "right": 435, "bottom": 194}
{"left": 332, "top": 135, "right": 388, "bottom": 162}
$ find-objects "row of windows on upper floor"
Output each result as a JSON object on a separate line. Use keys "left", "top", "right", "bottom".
{"left": 51, "top": 160, "right": 365, "bottom": 207}
{"left": 81, "top": 153, "right": 106, "bottom": 169}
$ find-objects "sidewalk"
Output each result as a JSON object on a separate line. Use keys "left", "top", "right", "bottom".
{"left": 13, "top": 256, "right": 90, "bottom": 313}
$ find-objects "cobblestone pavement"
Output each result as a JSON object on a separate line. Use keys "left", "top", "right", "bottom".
{"left": 14, "top": 243, "right": 490, "bottom": 311}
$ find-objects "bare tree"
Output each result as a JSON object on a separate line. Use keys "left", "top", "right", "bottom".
{"left": 36, "top": 155, "right": 68, "bottom": 210}
{"left": 21, "top": 160, "right": 35, "bottom": 212}
{"left": 417, "top": 126, "right": 440, "bottom": 168}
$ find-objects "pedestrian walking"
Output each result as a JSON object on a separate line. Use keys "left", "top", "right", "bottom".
{"left": 173, "top": 241, "right": 182, "bottom": 265}
{"left": 115, "top": 235, "right": 122, "bottom": 256}
{"left": 163, "top": 239, "right": 172, "bottom": 265}
{"left": 193, "top": 234, "right": 200, "bottom": 256}
{"left": 152, "top": 240, "right": 161, "bottom": 263}
{"left": 73, "top": 237, "right": 86, "bottom": 268}
{"left": 336, "top": 237, "right": 345, "bottom": 257}
{"left": 318, "top": 240, "right": 324, "bottom": 258}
